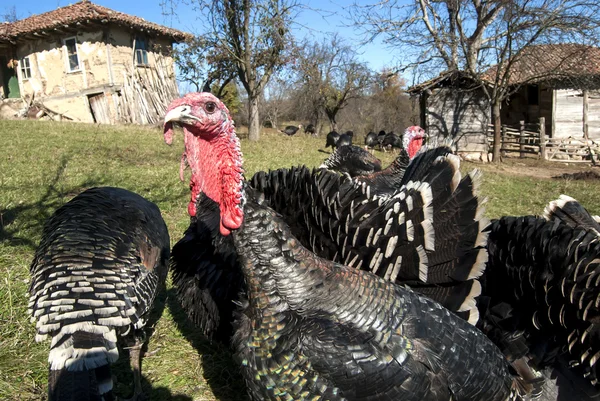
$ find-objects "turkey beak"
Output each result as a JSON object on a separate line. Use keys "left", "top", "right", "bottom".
{"left": 164, "top": 105, "right": 200, "bottom": 125}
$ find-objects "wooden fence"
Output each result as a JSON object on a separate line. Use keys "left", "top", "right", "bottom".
{"left": 487, "top": 118, "right": 600, "bottom": 163}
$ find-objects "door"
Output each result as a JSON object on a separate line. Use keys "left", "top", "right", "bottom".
{"left": 88, "top": 93, "right": 111, "bottom": 124}
{"left": 0, "top": 56, "right": 20, "bottom": 98}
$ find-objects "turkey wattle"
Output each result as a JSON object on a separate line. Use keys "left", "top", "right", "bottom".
{"left": 404, "top": 126, "right": 427, "bottom": 158}
{"left": 163, "top": 92, "right": 525, "bottom": 400}
{"left": 29, "top": 187, "right": 170, "bottom": 401}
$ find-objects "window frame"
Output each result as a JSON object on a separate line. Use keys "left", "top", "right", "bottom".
{"left": 20, "top": 56, "right": 32, "bottom": 80}
{"left": 63, "top": 36, "right": 81, "bottom": 73}
{"left": 134, "top": 35, "right": 149, "bottom": 66}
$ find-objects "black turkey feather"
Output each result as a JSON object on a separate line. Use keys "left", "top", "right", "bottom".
{"left": 319, "top": 144, "right": 382, "bottom": 177}
{"left": 28, "top": 187, "right": 170, "bottom": 401}
{"left": 169, "top": 193, "right": 244, "bottom": 342}
{"left": 232, "top": 194, "right": 520, "bottom": 401}
{"left": 480, "top": 195, "right": 600, "bottom": 400}
{"left": 251, "top": 141, "right": 487, "bottom": 324}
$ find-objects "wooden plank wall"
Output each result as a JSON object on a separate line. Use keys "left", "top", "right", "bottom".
{"left": 425, "top": 87, "right": 490, "bottom": 152}
{"left": 554, "top": 89, "right": 600, "bottom": 139}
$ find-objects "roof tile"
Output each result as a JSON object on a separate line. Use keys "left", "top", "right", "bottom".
{"left": 0, "top": 0, "right": 191, "bottom": 43}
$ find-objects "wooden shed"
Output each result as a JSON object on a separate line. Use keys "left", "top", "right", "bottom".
{"left": 408, "top": 44, "right": 600, "bottom": 155}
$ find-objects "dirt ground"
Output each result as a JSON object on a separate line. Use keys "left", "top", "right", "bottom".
{"left": 465, "top": 156, "right": 600, "bottom": 180}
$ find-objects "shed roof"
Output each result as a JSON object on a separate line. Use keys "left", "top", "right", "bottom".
{"left": 486, "top": 44, "right": 600, "bottom": 87}
{"left": 0, "top": 0, "right": 191, "bottom": 43}
{"left": 408, "top": 44, "right": 600, "bottom": 94}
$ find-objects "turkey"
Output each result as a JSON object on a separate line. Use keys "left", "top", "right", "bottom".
{"left": 29, "top": 187, "right": 170, "bottom": 401}
{"left": 304, "top": 124, "right": 316, "bottom": 136}
{"left": 325, "top": 131, "right": 340, "bottom": 150}
{"left": 336, "top": 130, "right": 353, "bottom": 148}
{"left": 319, "top": 144, "right": 382, "bottom": 177}
{"left": 335, "top": 127, "right": 428, "bottom": 196}
{"left": 364, "top": 131, "right": 378, "bottom": 151}
{"left": 280, "top": 124, "right": 301, "bottom": 136}
{"left": 478, "top": 195, "right": 600, "bottom": 400}
{"left": 377, "top": 130, "right": 387, "bottom": 149}
{"left": 163, "top": 92, "right": 528, "bottom": 401}
{"left": 382, "top": 131, "right": 402, "bottom": 152}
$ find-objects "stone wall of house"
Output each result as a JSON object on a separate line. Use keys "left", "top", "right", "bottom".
{"left": 554, "top": 89, "right": 600, "bottom": 139}
{"left": 423, "top": 87, "right": 491, "bottom": 153}
{"left": 14, "top": 26, "right": 177, "bottom": 123}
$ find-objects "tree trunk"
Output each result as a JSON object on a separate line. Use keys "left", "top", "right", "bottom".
{"left": 248, "top": 95, "right": 260, "bottom": 141}
{"left": 328, "top": 114, "right": 338, "bottom": 132}
{"left": 492, "top": 99, "right": 502, "bottom": 162}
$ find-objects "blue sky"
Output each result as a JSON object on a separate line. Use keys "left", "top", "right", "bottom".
{"left": 4, "top": 0, "right": 399, "bottom": 73}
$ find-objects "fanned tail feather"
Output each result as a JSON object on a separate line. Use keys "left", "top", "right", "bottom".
{"left": 250, "top": 142, "right": 488, "bottom": 324}
{"left": 48, "top": 364, "right": 113, "bottom": 401}
{"left": 483, "top": 212, "right": 600, "bottom": 394}
{"left": 543, "top": 194, "right": 600, "bottom": 235}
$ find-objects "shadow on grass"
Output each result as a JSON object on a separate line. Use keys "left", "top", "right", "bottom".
{"left": 0, "top": 153, "right": 187, "bottom": 251}
{"left": 165, "top": 288, "right": 249, "bottom": 401}
{"left": 111, "top": 283, "right": 197, "bottom": 401}
{"left": 0, "top": 154, "right": 106, "bottom": 249}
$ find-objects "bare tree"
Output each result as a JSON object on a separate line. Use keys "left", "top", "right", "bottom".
{"left": 351, "top": 0, "right": 600, "bottom": 161}
{"left": 173, "top": 36, "right": 237, "bottom": 97}
{"left": 295, "top": 35, "right": 372, "bottom": 132}
{"left": 261, "top": 70, "right": 295, "bottom": 130}
{"left": 2, "top": 6, "right": 18, "bottom": 23}
{"left": 172, "top": 0, "right": 300, "bottom": 141}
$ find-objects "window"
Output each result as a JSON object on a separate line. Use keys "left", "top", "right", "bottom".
{"left": 527, "top": 85, "right": 539, "bottom": 106}
{"left": 20, "top": 57, "right": 31, "bottom": 79}
{"left": 63, "top": 37, "right": 80, "bottom": 72}
{"left": 134, "top": 36, "right": 149, "bottom": 66}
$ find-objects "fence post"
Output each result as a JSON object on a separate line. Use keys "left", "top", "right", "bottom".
{"left": 501, "top": 125, "right": 507, "bottom": 157}
{"left": 519, "top": 120, "right": 525, "bottom": 158}
{"left": 539, "top": 117, "right": 546, "bottom": 160}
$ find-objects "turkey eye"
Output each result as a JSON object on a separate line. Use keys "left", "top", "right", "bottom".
{"left": 205, "top": 102, "right": 216, "bottom": 113}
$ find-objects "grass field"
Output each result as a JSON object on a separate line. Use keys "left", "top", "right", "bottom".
{"left": 1, "top": 119, "right": 599, "bottom": 400}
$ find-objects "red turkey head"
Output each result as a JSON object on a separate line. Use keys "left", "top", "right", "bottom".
{"left": 164, "top": 92, "right": 244, "bottom": 236}
{"left": 403, "top": 126, "right": 427, "bottom": 158}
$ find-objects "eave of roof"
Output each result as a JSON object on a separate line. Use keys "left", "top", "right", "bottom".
{"left": 0, "top": 0, "right": 192, "bottom": 44}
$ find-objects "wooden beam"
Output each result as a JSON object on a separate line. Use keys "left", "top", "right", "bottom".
{"left": 583, "top": 89, "right": 589, "bottom": 140}
{"left": 539, "top": 117, "right": 546, "bottom": 160}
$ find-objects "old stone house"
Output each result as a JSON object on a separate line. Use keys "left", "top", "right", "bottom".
{"left": 408, "top": 44, "right": 600, "bottom": 154}
{"left": 0, "top": 0, "right": 190, "bottom": 124}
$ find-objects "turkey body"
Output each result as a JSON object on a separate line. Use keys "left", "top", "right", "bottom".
{"left": 251, "top": 144, "right": 488, "bottom": 324}
{"left": 170, "top": 193, "right": 244, "bottom": 342}
{"left": 337, "top": 132, "right": 353, "bottom": 148}
{"left": 29, "top": 186, "right": 170, "bottom": 401}
{"left": 325, "top": 131, "right": 340, "bottom": 149}
{"left": 382, "top": 131, "right": 402, "bottom": 151}
{"left": 364, "top": 131, "right": 378, "bottom": 150}
{"left": 232, "top": 192, "right": 517, "bottom": 401}
{"left": 304, "top": 124, "right": 316, "bottom": 135}
{"left": 480, "top": 196, "right": 600, "bottom": 400}
{"left": 283, "top": 125, "right": 300, "bottom": 136}
{"left": 320, "top": 144, "right": 382, "bottom": 177}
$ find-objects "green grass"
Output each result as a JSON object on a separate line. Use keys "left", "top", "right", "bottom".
{"left": 1, "top": 119, "right": 599, "bottom": 400}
